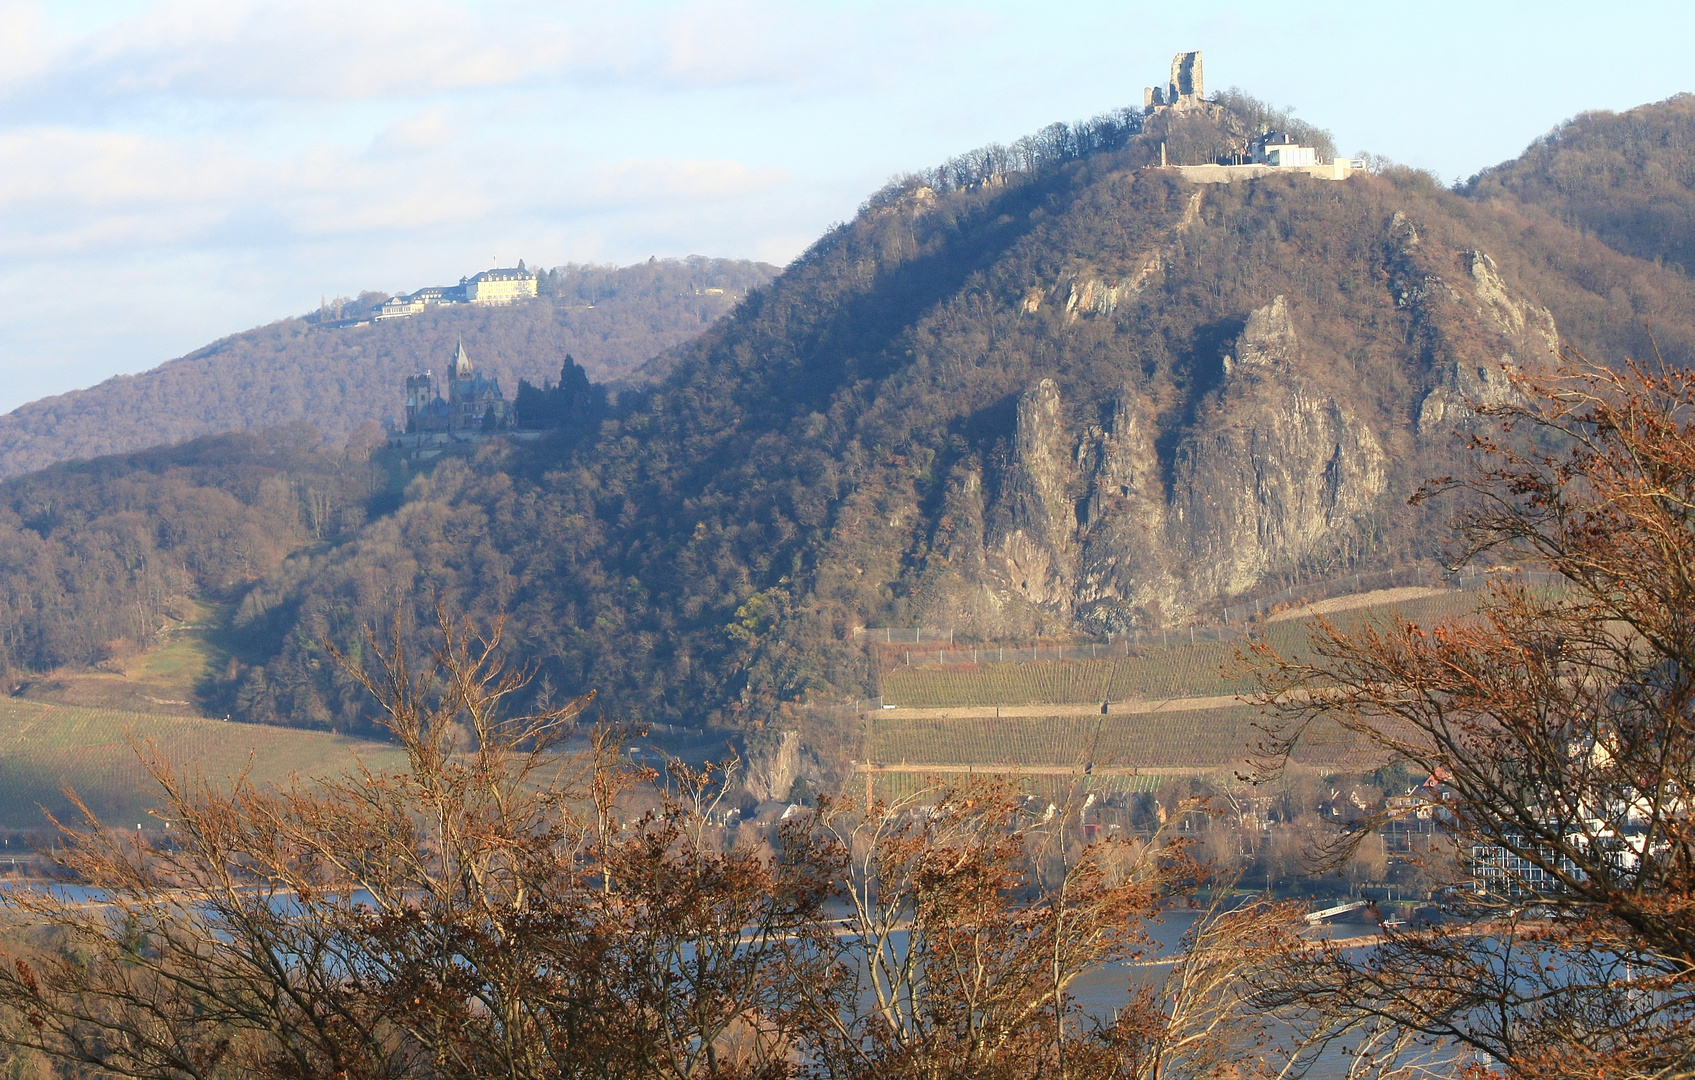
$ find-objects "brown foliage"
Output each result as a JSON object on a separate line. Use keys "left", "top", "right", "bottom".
{"left": 0, "top": 606, "right": 1330, "bottom": 1080}
{"left": 804, "top": 781, "right": 1318, "bottom": 1080}
{"left": 1250, "top": 350, "right": 1695, "bottom": 1078}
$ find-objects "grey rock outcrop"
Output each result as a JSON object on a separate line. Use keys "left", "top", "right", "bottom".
{"left": 986, "top": 380, "right": 1079, "bottom": 612}
{"left": 1465, "top": 250, "right": 1559, "bottom": 356}
{"left": 744, "top": 729, "right": 802, "bottom": 802}
{"left": 949, "top": 297, "right": 1389, "bottom": 628}
{"left": 1171, "top": 298, "right": 1387, "bottom": 597}
{"left": 910, "top": 249, "right": 1561, "bottom": 633}
{"left": 1417, "top": 250, "right": 1558, "bottom": 435}
{"left": 1417, "top": 358, "right": 1521, "bottom": 435}
{"left": 1065, "top": 278, "right": 1122, "bottom": 319}
{"left": 1075, "top": 390, "right": 1178, "bottom": 631}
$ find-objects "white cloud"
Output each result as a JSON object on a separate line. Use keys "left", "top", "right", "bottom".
{"left": 62, "top": 0, "right": 578, "bottom": 100}
{"left": 375, "top": 107, "right": 458, "bottom": 153}
{"left": 0, "top": 4, "right": 55, "bottom": 89}
{"left": 0, "top": 127, "right": 254, "bottom": 206}
{"left": 4, "top": 0, "right": 888, "bottom": 110}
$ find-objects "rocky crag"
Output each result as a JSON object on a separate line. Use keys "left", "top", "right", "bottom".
{"left": 894, "top": 190, "right": 1566, "bottom": 639}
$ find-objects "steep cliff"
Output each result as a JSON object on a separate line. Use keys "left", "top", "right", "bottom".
{"left": 1414, "top": 250, "right": 1559, "bottom": 434}
{"left": 891, "top": 209, "right": 1566, "bottom": 635}
{"left": 985, "top": 380, "right": 1080, "bottom": 613}
{"left": 1168, "top": 296, "right": 1387, "bottom": 601}
{"left": 917, "top": 294, "right": 1395, "bottom": 630}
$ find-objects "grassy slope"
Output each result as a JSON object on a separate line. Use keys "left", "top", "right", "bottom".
{"left": 0, "top": 698, "right": 407, "bottom": 831}
{"left": 3, "top": 607, "right": 406, "bottom": 830}
{"left": 18, "top": 615, "right": 227, "bottom": 717}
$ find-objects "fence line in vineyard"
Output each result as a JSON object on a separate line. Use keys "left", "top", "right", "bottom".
{"left": 865, "top": 565, "right": 1560, "bottom": 669}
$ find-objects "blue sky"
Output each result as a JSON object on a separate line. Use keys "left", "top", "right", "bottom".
{"left": 1, "top": 0, "right": 1690, "bottom": 414}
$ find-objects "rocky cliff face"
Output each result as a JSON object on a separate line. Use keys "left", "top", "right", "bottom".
{"left": 1167, "top": 298, "right": 1386, "bottom": 601}
{"left": 913, "top": 244, "right": 1556, "bottom": 633}
{"left": 985, "top": 380, "right": 1080, "bottom": 613}
{"left": 1416, "top": 250, "right": 1559, "bottom": 434}
{"left": 1075, "top": 389, "right": 1177, "bottom": 630}
{"left": 743, "top": 729, "right": 803, "bottom": 802}
{"left": 963, "top": 296, "right": 1387, "bottom": 630}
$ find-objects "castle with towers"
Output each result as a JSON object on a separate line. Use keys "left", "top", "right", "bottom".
{"left": 389, "top": 339, "right": 523, "bottom": 458}
{"left": 404, "top": 339, "right": 511, "bottom": 434}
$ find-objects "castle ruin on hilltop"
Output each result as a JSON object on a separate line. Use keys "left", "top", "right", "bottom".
{"left": 1145, "top": 50, "right": 1204, "bottom": 110}
{"left": 1143, "top": 50, "right": 1364, "bottom": 182}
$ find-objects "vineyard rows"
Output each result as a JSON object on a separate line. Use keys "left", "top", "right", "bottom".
{"left": 882, "top": 590, "right": 1480, "bottom": 708}
{"left": 869, "top": 770, "right": 1163, "bottom": 804}
{"left": 870, "top": 709, "right": 1376, "bottom": 773}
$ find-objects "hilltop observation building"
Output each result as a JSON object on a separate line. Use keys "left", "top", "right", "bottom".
{"left": 375, "top": 263, "right": 539, "bottom": 322}
{"left": 389, "top": 339, "right": 537, "bottom": 459}
{"left": 1143, "top": 51, "right": 1366, "bottom": 182}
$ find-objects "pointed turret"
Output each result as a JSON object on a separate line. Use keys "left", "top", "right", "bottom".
{"left": 451, "top": 338, "right": 473, "bottom": 380}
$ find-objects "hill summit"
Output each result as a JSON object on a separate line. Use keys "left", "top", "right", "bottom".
{"left": 5, "top": 80, "right": 1695, "bottom": 734}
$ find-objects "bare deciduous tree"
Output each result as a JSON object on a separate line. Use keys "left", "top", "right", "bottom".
{"left": 1250, "top": 351, "right": 1695, "bottom": 1078}
{"left": 0, "top": 604, "right": 1337, "bottom": 1080}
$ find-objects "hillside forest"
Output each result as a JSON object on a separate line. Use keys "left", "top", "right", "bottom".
{"left": 3, "top": 92, "right": 1695, "bottom": 741}
{"left": 0, "top": 257, "right": 777, "bottom": 480}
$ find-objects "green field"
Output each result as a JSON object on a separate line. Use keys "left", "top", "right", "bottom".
{"left": 12, "top": 601, "right": 249, "bottom": 718}
{"left": 0, "top": 699, "right": 408, "bottom": 830}
{"left": 881, "top": 590, "right": 1479, "bottom": 708}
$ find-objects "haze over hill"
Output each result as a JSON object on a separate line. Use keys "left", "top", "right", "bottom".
{"left": 1463, "top": 93, "right": 1695, "bottom": 275}
{"left": 5, "top": 89, "right": 1695, "bottom": 738}
{"left": 0, "top": 258, "right": 777, "bottom": 480}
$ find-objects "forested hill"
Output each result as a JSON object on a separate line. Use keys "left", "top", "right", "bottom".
{"left": 7, "top": 93, "right": 1695, "bottom": 737}
{"left": 1463, "top": 94, "right": 1695, "bottom": 274}
{"left": 0, "top": 257, "right": 776, "bottom": 480}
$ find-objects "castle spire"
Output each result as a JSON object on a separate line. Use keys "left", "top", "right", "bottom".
{"left": 452, "top": 337, "right": 473, "bottom": 379}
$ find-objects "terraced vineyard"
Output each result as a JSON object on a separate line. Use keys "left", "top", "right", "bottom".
{"left": 881, "top": 590, "right": 1481, "bottom": 708}
{"left": 861, "top": 590, "right": 1471, "bottom": 788}
{"left": 870, "top": 709, "right": 1373, "bottom": 772}
{"left": 869, "top": 770, "right": 1162, "bottom": 803}
{"left": 881, "top": 649, "right": 1241, "bottom": 708}
{"left": 0, "top": 699, "right": 408, "bottom": 830}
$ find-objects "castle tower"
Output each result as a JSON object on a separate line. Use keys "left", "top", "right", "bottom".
{"left": 1147, "top": 51, "right": 1203, "bottom": 113}
{"left": 405, "top": 372, "right": 433, "bottom": 433}
{"left": 451, "top": 338, "right": 474, "bottom": 381}
{"left": 1168, "top": 51, "right": 1202, "bottom": 105}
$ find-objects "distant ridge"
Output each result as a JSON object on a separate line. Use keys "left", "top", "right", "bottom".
{"left": 0, "top": 257, "right": 777, "bottom": 480}
{"left": 1462, "top": 94, "right": 1695, "bottom": 274}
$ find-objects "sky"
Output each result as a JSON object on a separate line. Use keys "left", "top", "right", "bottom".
{"left": 0, "top": 0, "right": 1690, "bottom": 415}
